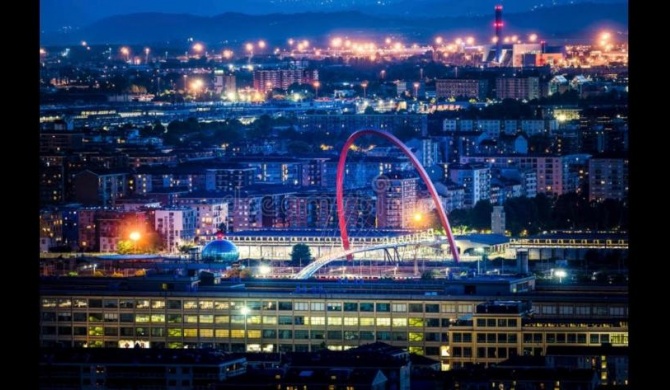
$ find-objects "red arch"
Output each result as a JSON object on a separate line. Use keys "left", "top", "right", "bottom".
{"left": 336, "top": 129, "right": 460, "bottom": 263}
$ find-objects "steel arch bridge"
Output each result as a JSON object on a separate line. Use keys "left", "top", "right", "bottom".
{"left": 292, "top": 232, "right": 452, "bottom": 279}
{"left": 334, "top": 129, "right": 460, "bottom": 261}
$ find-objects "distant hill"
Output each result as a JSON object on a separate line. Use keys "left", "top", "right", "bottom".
{"left": 40, "top": 2, "right": 628, "bottom": 46}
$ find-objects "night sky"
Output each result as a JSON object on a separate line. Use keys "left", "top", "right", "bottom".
{"left": 40, "top": 0, "right": 627, "bottom": 31}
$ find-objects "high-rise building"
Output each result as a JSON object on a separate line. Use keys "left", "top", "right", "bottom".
{"left": 588, "top": 158, "right": 629, "bottom": 202}
{"left": 375, "top": 171, "right": 418, "bottom": 229}
{"left": 495, "top": 77, "right": 540, "bottom": 100}
{"left": 491, "top": 205, "right": 506, "bottom": 235}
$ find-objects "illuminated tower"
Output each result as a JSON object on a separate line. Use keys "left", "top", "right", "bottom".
{"left": 494, "top": 5, "right": 503, "bottom": 63}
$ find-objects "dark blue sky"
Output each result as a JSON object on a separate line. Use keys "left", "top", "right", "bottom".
{"left": 40, "top": 0, "right": 626, "bottom": 31}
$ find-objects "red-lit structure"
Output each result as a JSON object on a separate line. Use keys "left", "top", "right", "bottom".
{"left": 335, "top": 129, "right": 460, "bottom": 262}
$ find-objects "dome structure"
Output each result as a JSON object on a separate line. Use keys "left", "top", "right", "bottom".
{"left": 200, "top": 239, "right": 240, "bottom": 263}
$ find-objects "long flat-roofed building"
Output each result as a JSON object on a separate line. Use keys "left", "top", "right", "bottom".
{"left": 39, "top": 274, "right": 627, "bottom": 371}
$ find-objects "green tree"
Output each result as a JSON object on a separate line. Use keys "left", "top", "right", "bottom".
{"left": 290, "top": 243, "right": 312, "bottom": 267}
{"left": 471, "top": 200, "right": 493, "bottom": 231}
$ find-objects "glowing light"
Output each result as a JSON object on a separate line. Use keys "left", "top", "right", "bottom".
{"left": 222, "top": 49, "right": 233, "bottom": 59}
{"left": 192, "top": 43, "right": 204, "bottom": 53}
{"left": 245, "top": 43, "right": 253, "bottom": 52}
{"left": 529, "top": 33, "right": 538, "bottom": 42}
{"left": 129, "top": 232, "right": 140, "bottom": 242}
{"left": 259, "top": 265, "right": 271, "bottom": 276}
{"left": 331, "top": 37, "right": 343, "bottom": 47}
{"left": 258, "top": 40, "right": 266, "bottom": 49}
{"left": 466, "top": 36, "right": 474, "bottom": 45}
{"left": 435, "top": 36, "right": 443, "bottom": 45}
{"left": 288, "top": 38, "right": 294, "bottom": 46}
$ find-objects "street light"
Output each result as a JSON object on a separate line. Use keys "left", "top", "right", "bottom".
{"left": 240, "top": 306, "right": 250, "bottom": 351}
{"left": 129, "top": 231, "right": 140, "bottom": 253}
{"left": 120, "top": 47, "right": 130, "bottom": 62}
{"left": 313, "top": 81, "right": 320, "bottom": 98}
{"left": 555, "top": 269, "right": 567, "bottom": 283}
{"left": 413, "top": 82, "right": 420, "bottom": 98}
{"left": 361, "top": 81, "right": 368, "bottom": 98}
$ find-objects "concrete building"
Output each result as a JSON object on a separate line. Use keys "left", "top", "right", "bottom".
{"left": 448, "top": 164, "right": 491, "bottom": 209}
{"left": 39, "top": 348, "right": 247, "bottom": 389}
{"left": 154, "top": 208, "right": 197, "bottom": 252}
{"left": 447, "top": 300, "right": 628, "bottom": 369}
{"left": 435, "top": 79, "right": 489, "bottom": 100}
{"left": 188, "top": 200, "right": 228, "bottom": 239}
{"left": 296, "top": 113, "right": 428, "bottom": 139}
{"left": 253, "top": 69, "right": 318, "bottom": 92}
{"left": 491, "top": 205, "right": 506, "bottom": 235}
{"left": 495, "top": 77, "right": 540, "bottom": 101}
{"left": 375, "top": 171, "right": 419, "bottom": 229}
{"left": 73, "top": 169, "right": 130, "bottom": 207}
{"left": 588, "top": 158, "right": 629, "bottom": 202}
{"left": 39, "top": 276, "right": 627, "bottom": 371}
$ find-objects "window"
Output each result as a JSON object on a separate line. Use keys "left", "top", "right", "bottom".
{"left": 88, "top": 299, "right": 102, "bottom": 308}
{"left": 425, "top": 304, "right": 439, "bottom": 313}
{"left": 590, "top": 334, "right": 599, "bottom": 344}
{"left": 216, "top": 329, "right": 230, "bottom": 338}
{"left": 136, "top": 300, "right": 150, "bottom": 309}
{"left": 199, "top": 301, "right": 214, "bottom": 310}
{"left": 508, "top": 319, "right": 517, "bottom": 327}
{"left": 214, "top": 301, "right": 229, "bottom": 310}
{"left": 392, "top": 303, "right": 407, "bottom": 312}
{"left": 327, "top": 317, "right": 342, "bottom": 326}
{"left": 327, "top": 331, "right": 342, "bottom": 340}
{"left": 359, "top": 302, "right": 374, "bottom": 312}
{"left": 278, "top": 316, "right": 293, "bottom": 325}
{"left": 262, "top": 301, "right": 276, "bottom": 310}
{"left": 452, "top": 333, "right": 462, "bottom": 343}
{"left": 151, "top": 300, "right": 165, "bottom": 309}
{"left": 376, "top": 318, "right": 391, "bottom": 326}
{"left": 295, "top": 330, "right": 309, "bottom": 339}
{"left": 262, "top": 316, "right": 277, "bottom": 325}
{"left": 542, "top": 305, "right": 557, "bottom": 315}
{"left": 376, "top": 331, "right": 391, "bottom": 341}
{"left": 392, "top": 318, "right": 408, "bottom": 327}
{"left": 71, "top": 312, "right": 87, "bottom": 322}
{"left": 57, "top": 312, "right": 72, "bottom": 322}
{"left": 184, "top": 328, "right": 198, "bottom": 337}
{"left": 476, "top": 319, "right": 486, "bottom": 327}
{"left": 425, "top": 318, "right": 440, "bottom": 328}
{"left": 199, "top": 315, "right": 213, "bottom": 324}
{"left": 103, "top": 300, "right": 118, "bottom": 309}
{"left": 497, "top": 319, "right": 507, "bottom": 327}
{"left": 309, "top": 317, "right": 325, "bottom": 326}
{"left": 442, "top": 304, "right": 456, "bottom": 313}
{"left": 327, "top": 302, "right": 342, "bottom": 312}
{"left": 360, "top": 317, "right": 375, "bottom": 326}
{"left": 559, "top": 306, "right": 574, "bottom": 315}
{"left": 183, "top": 301, "right": 198, "bottom": 310}
{"left": 167, "top": 300, "right": 182, "bottom": 310}
{"left": 477, "top": 333, "right": 486, "bottom": 343}
{"left": 294, "top": 302, "right": 309, "bottom": 311}
{"left": 310, "top": 302, "right": 325, "bottom": 311}
{"left": 575, "top": 306, "right": 590, "bottom": 316}
{"left": 360, "top": 331, "right": 375, "bottom": 340}
{"left": 42, "top": 312, "right": 56, "bottom": 322}
{"left": 184, "top": 315, "right": 198, "bottom": 324}
{"left": 376, "top": 303, "right": 390, "bottom": 312}
{"left": 311, "top": 330, "right": 325, "bottom": 339}
{"left": 343, "top": 302, "right": 358, "bottom": 312}
{"left": 245, "top": 301, "right": 260, "bottom": 310}
{"left": 262, "top": 329, "right": 276, "bottom": 338}
{"left": 278, "top": 301, "right": 293, "bottom": 311}
{"left": 104, "top": 327, "right": 118, "bottom": 336}
{"left": 409, "top": 318, "right": 424, "bottom": 328}
{"left": 408, "top": 303, "right": 423, "bottom": 313}
{"left": 409, "top": 332, "right": 423, "bottom": 342}
{"left": 104, "top": 313, "right": 118, "bottom": 322}
{"left": 120, "top": 313, "right": 134, "bottom": 323}
{"left": 343, "top": 317, "right": 358, "bottom": 326}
